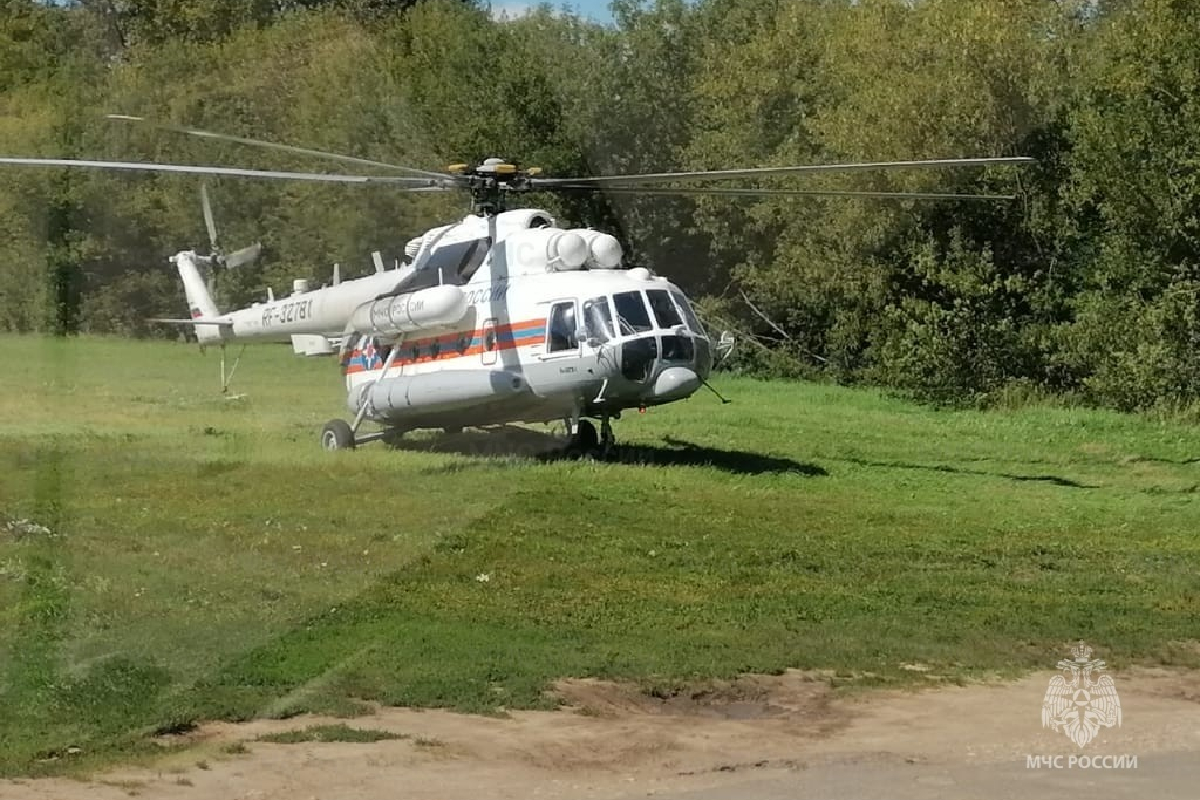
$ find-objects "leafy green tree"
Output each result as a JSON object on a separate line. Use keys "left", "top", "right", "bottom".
{"left": 1055, "top": 0, "right": 1200, "bottom": 410}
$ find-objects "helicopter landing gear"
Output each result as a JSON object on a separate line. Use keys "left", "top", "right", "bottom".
{"left": 321, "top": 419, "right": 356, "bottom": 451}
{"left": 563, "top": 417, "right": 617, "bottom": 460}
{"left": 321, "top": 419, "right": 400, "bottom": 450}
{"left": 562, "top": 417, "right": 598, "bottom": 459}
{"left": 323, "top": 342, "right": 401, "bottom": 452}
{"left": 576, "top": 420, "right": 600, "bottom": 453}
{"left": 599, "top": 415, "right": 616, "bottom": 459}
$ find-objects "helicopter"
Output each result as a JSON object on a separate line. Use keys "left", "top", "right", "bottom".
{"left": 0, "top": 117, "right": 1034, "bottom": 456}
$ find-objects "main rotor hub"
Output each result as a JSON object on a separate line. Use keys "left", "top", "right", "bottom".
{"left": 447, "top": 157, "right": 542, "bottom": 216}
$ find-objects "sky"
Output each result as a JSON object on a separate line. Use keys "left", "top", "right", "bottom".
{"left": 489, "top": 1, "right": 616, "bottom": 25}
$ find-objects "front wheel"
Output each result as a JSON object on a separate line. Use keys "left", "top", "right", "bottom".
{"left": 321, "top": 419, "right": 356, "bottom": 451}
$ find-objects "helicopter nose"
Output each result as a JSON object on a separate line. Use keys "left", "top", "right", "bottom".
{"left": 650, "top": 366, "right": 701, "bottom": 402}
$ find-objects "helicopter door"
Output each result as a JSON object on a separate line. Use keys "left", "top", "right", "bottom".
{"left": 481, "top": 318, "right": 498, "bottom": 366}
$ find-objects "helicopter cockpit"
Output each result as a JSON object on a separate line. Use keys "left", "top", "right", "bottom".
{"left": 573, "top": 281, "right": 714, "bottom": 409}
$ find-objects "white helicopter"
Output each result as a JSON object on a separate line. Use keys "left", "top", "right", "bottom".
{"left": 1, "top": 119, "right": 1033, "bottom": 456}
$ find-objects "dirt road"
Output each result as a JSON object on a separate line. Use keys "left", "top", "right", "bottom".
{"left": 4, "top": 667, "right": 1197, "bottom": 800}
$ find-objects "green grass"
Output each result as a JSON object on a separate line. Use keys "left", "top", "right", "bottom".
{"left": 257, "top": 724, "right": 408, "bottom": 744}
{"left": 2, "top": 334, "right": 1199, "bottom": 775}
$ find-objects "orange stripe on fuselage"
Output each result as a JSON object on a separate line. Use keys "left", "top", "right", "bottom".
{"left": 344, "top": 318, "right": 545, "bottom": 374}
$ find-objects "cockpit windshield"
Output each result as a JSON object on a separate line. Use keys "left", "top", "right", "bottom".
{"left": 646, "top": 289, "right": 683, "bottom": 329}
{"left": 583, "top": 296, "right": 615, "bottom": 342}
{"left": 612, "top": 291, "right": 653, "bottom": 334}
{"left": 670, "top": 291, "right": 705, "bottom": 335}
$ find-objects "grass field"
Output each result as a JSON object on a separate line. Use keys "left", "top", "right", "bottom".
{"left": 2, "top": 334, "right": 1199, "bottom": 776}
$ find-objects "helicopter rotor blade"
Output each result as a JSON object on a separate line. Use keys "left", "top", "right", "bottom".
{"left": 106, "top": 114, "right": 455, "bottom": 181}
{"left": 534, "top": 186, "right": 1018, "bottom": 201}
{"left": 0, "top": 156, "right": 458, "bottom": 186}
{"left": 531, "top": 157, "right": 1036, "bottom": 188}
{"left": 223, "top": 242, "right": 262, "bottom": 270}
{"left": 200, "top": 181, "right": 220, "bottom": 252}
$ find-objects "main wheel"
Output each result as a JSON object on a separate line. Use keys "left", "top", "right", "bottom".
{"left": 321, "top": 419, "right": 356, "bottom": 451}
{"left": 564, "top": 419, "right": 600, "bottom": 459}
{"left": 577, "top": 419, "right": 599, "bottom": 450}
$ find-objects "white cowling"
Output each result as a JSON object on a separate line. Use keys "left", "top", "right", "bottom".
{"left": 350, "top": 284, "right": 468, "bottom": 336}
{"left": 502, "top": 228, "right": 590, "bottom": 274}
{"left": 568, "top": 229, "right": 624, "bottom": 268}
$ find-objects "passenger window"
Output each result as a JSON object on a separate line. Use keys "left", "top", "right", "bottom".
{"left": 547, "top": 301, "right": 579, "bottom": 352}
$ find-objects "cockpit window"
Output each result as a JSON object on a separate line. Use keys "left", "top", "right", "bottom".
{"left": 612, "top": 291, "right": 652, "bottom": 334}
{"left": 671, "top": 291, "right": 705, "bottom": 335}
{"left": 647, "top": 289, "right": 683, "bottom": 329}
{"left": 583, "top": 296, "right": 615, "bottom": 342}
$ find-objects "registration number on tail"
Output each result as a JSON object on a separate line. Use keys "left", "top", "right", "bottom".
{"left": 262, "top": 299, "right": 315, "bottom": 326}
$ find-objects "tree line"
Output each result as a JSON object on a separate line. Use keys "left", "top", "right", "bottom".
{"left": 2, "top": 0, "right": 1199, "bottom": 413}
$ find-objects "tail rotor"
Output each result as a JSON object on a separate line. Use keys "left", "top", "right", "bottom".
{"left": 196, "top": 181, "right": 263, "bottom": 302}
{"left": 193, "top": 182, "right": 258, "bottom": 397}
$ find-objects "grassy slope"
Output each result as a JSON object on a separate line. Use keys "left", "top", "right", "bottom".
{"left": 1, "top": 334, "right": 1198, "bottom": 774}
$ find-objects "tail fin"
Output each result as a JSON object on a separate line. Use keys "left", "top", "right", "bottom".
{"left": 172, "top": 251, "right": 223, "bottom": 343}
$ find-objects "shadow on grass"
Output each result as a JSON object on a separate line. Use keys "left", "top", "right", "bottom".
{"left": 1122, "top": 456, "right": 1200, "bottom": 466}
{"left": 838, "top": 457, "right": 1095, "bottom": 489}
{"left": 392, "top": 426, "right": 827, "bottom": 477}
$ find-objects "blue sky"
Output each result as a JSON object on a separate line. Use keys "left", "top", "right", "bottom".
{"left": 490, "top": 1, "right": 616, "bottom": 25}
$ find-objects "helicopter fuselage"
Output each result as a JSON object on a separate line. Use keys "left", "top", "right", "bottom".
{"left": 167, "top": 206, "right": 721, "bottom": 447}
{"left": 339, "top": 256, "right": 714, "bottom": 434}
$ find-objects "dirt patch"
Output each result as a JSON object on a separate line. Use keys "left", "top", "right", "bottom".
{"left": 553, "top": 670, "right": 836, "bottom": 721}
{"left": 1122, "top": 665, "right": 1200, "bottom": 703}
{"left": 5, "top": 668, "right": 1200, "bottom": 800}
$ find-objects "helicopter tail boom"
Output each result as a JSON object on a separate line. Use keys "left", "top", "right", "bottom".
{"left": 170, "top": 250, "right": 224, "bottom": 342}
